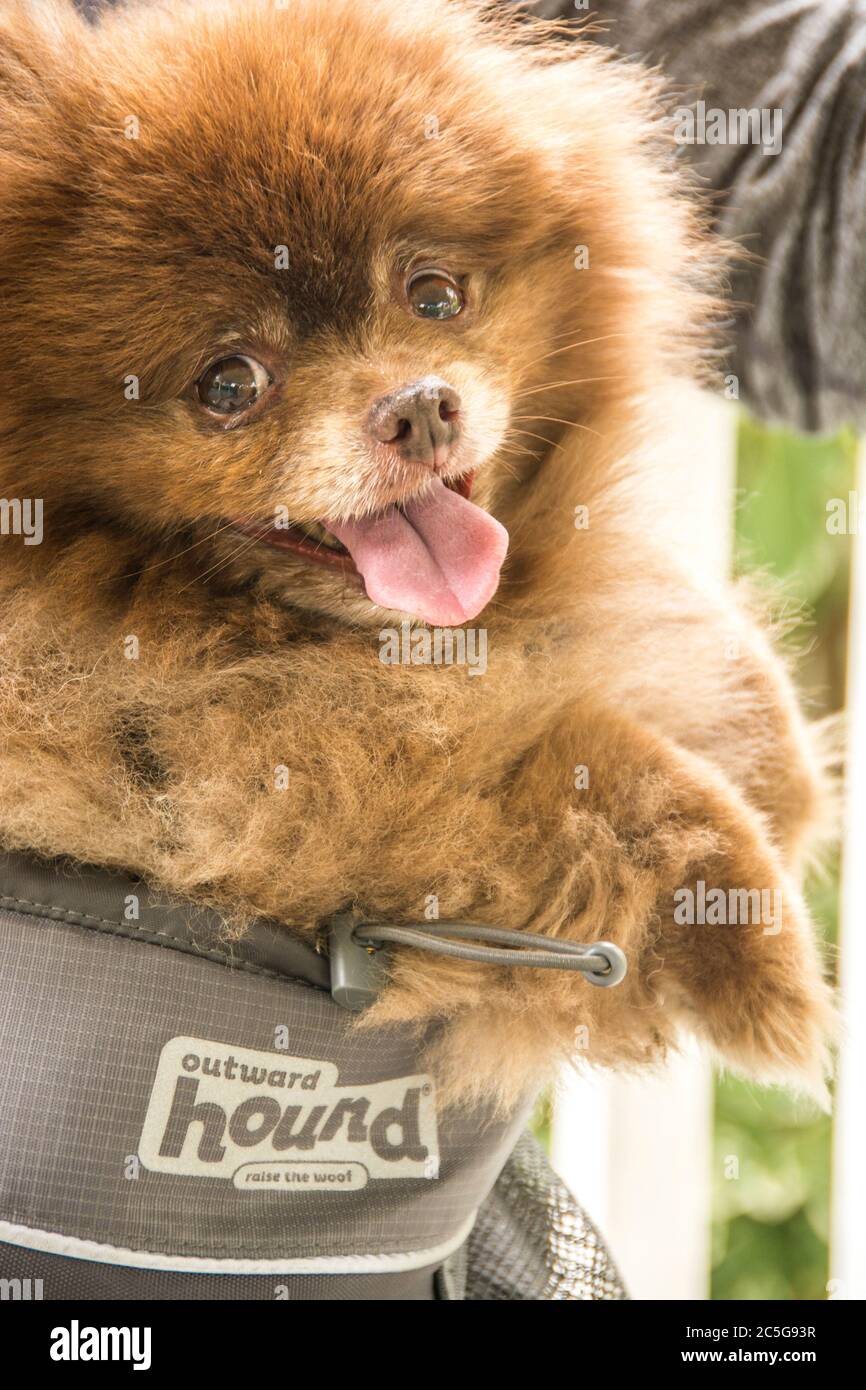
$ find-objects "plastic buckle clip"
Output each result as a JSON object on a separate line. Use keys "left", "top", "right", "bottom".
{"left": 327, "top": 911, "right": 387, "bottom": 1012}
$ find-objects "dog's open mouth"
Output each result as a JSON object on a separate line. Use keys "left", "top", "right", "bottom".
{"left": 230, "top": 473, "right": 508, "bottom": 625}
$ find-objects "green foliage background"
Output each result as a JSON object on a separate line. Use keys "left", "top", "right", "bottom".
{"left": 711, "top": 416, "right": 856, "bottom": 1301}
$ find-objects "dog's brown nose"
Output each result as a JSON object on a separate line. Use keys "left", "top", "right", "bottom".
{"left": 367, "top": 376, "right": 461, "bottom": 464}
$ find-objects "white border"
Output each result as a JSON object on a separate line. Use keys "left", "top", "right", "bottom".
{"left": 0, "top": 1212, "right": 475, "bottom": 1276}
{"left": 830, "top": 442, "right": 866, "bottom": 1301}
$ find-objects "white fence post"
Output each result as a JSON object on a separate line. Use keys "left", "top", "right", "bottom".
{"left": 551, "top": 386, "right": 737, "bottom": 1300}
{"left": 830, "top": 441, "right": 866, "bottom": 1301}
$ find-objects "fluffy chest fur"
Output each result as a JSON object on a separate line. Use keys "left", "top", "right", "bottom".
{"left": 0, "top": 518, "right": 834, "bottom": 1111}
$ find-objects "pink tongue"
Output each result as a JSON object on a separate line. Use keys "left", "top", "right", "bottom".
{"left": 325, "top": 477, "right": 508, "bottom": 625}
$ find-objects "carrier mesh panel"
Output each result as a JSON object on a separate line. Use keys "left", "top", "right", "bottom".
{"left": 461, "top": 1133, "right": 628, "bottom": 1301}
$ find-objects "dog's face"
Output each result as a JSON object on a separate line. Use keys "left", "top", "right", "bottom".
{"left": 1, "top": 0, "right": 705, "bottom": 625}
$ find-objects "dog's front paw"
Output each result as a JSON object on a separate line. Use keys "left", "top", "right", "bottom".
{"left": 656, "top": 783, "right": 836, "bottom": 1105}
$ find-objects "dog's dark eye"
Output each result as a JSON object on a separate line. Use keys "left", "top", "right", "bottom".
{"left": 196, "top": 355, "right": 271, "bottom": 414}
{"left": 406, "top": 270, "right": 465, "bottom": 321}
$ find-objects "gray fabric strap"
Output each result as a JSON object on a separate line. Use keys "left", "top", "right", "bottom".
{"left": 0, "top": 854, "right": 628, "bottom": 1013}
{"left": 0, "top": 851, "right": 330, "bottom": 991}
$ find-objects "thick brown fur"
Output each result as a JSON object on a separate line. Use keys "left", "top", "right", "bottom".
{"left": 0, "top": 0, "right": 834, "bottom": 1111}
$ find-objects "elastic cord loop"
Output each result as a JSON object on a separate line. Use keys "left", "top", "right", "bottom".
{"left": 352, "top": 920, "right": 627, "bottom": 988}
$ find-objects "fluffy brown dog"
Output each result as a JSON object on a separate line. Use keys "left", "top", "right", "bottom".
{"left": 0, "top": 0, "right": 834, "bottom": 1111}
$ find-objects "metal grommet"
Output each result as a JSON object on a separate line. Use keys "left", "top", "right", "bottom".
{"left": 585, "top": 941, "right": 628, "bottom": 988}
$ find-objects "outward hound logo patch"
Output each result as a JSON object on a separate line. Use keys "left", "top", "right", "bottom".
{"left": 139, "top": 1037, "right": 439, "bottom": 1189}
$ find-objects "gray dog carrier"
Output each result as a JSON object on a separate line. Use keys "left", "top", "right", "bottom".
{"left": 0, "top": 852, "right": 626, "bottom": 1300}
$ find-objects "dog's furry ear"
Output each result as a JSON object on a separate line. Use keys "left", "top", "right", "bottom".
{"left": 0, "top": 1, "right": 93, "bottom": 379}
{"left": 0, "top": 0, "right": 76, "bottom": 101}
{"left": 0, "top": 2, "right": 85, "bottom": 187}
{"left": 473, "top": 2, "right": 724, "bottom": 397}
